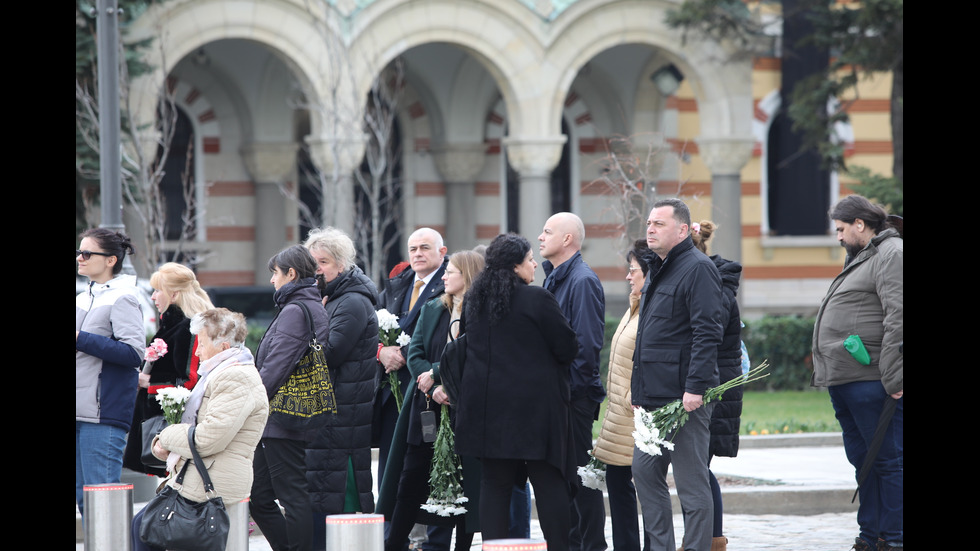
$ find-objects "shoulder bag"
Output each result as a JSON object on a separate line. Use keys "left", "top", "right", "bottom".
{"left": 139, "top": 425, "right": 230, "bottom": 551}
{"left": 140, "top": 414, "right": 169, "bottom": 469}
{"left": 268, "top": 301, "right": 338, "bottom": 430}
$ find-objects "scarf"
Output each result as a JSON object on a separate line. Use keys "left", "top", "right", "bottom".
{"left": 166, "top": 344, "right": 254, "bottom": 472}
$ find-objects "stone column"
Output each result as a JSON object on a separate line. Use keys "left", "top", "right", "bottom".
{"left": 502, "top": 135, "right": 567, "bottom": 280}
{"left": 432, "top": 143, "right": 487, "bottom": 252}
{"left": 241, "top": 142, "right": 300, "bottom": 283}
{"left": 305, "top": 135, "right": 367, "bottom": 236}
{"left": 696, "top": 137, "right": 755, "bottom": 263}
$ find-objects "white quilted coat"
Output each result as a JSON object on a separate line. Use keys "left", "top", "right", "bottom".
{"left": 156, "top": 359, "right": 269, "bottom": 503}
{"left": 592, "top": 296, "right": 640, "bottom": 467}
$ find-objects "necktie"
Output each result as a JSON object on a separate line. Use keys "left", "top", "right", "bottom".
{"left": 409, "top": 279, "right": 424, "bottom": 311}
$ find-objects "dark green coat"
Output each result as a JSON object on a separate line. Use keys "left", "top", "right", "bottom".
{"left": 375, "top": 297, "right": 481, "bottom": 533}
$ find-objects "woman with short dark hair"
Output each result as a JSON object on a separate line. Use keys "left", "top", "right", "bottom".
{"left": 454, "top": 233, "right": 579, "bottom": 551}
{"left": 250, "top": 244, "right": 330, "bottom": 551}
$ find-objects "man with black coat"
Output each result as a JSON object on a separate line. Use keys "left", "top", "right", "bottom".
{"left": 538, "top": 212, "right": 607, "bottom": 551}
{"left": 631, "top": 199, "right": 724, "bottom": 551}
{"left": 375, "top": 227, "right": 449, "bottom": 549}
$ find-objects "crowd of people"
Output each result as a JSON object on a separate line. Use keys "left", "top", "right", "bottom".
{"left": 76, "top": 194, "right": 902, "bottom": 551}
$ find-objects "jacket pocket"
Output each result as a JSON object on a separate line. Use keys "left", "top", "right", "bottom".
{"left": 638, "top": 347, "right": 682, "bottom": 399}
{"left": 648, "top": 285, "right": 676, "bottom": 318}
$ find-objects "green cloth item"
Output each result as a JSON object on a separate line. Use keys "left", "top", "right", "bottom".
{"left": 843, "top": 334, "right": 871, "bottom": 365}
{"left": 343, "top": 456, "right": 360, "bottom": 512}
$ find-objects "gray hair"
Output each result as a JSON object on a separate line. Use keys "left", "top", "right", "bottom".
{"left": 190, "top": 308, "right": 248, "bottom": 348}
{"left": 305, "top": 226, "right": 357, "bottom": 272}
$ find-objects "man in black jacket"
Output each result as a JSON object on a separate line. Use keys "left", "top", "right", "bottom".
{"left": 539, "top": 212, "right": 607, "bottom": 551}
{"left": 375, "top": 227, "right": 449, "bottom": 550}
{"left": 631, "top": 198, "right": 724, "bottom": 551}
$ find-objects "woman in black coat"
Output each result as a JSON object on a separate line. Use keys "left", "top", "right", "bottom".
{"left": 693, "top": 221, "right": 744, "bottom": 549}
{"left": 250, "top": 245, "right": 330, "bottom": 551}
{"left": 454, "top": 234, "right": 578, "bottom": 551}
{"left": 303, "top": 227, "right": 380, "bottom": 550}
{"left": 122, "top": 262, "right": 215, "bottom": 477}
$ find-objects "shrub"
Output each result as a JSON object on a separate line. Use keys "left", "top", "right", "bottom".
{"left": 742, "top": 316, "right": 816, "bottom": 391}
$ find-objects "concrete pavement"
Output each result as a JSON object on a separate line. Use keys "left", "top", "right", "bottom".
{"left": 77, "top": 433, "right": 866, "bottom": 550}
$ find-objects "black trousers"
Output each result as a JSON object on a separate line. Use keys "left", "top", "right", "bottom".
{"left": 385, "top": 442, "right": 470, "bottom": 551}
{"left": 250, "top": 438, "right": 314, "bottom": 551}
{"left": 569, "top": 397, "right": 608, "bottom": 551}
{"left": 480, "top": 458, "right": 571, "bottom": 551}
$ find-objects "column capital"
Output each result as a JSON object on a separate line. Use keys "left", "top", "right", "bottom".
{"left": 240, "top": 142, "right": 299, "bottom": 184}
{"left": 695, "top": 136, "right": 755, "bottom": 175}
{"left": 304, "top": 134, "right": 367, "bottom": 175}
{"left": 502, "top": 135, "right": 567, "bottom": 177}
{"left": 432, "top": 142, "right": 487, "bottom": 184}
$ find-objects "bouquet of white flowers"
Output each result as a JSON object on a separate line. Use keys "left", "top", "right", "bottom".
{"left": 633, "top": 360, "right": 770, "bottom": 457}
{"left": 577, "top": 450, "right": 607, "bottom": 491}
{"left": 421, "top": 404, "right": 468, "bottom": 517}
{"left": 155, "top": 386, "right": 192, "bottom": 425}
{"left": 376, "top": 309, "right": 412, "bottom": 412}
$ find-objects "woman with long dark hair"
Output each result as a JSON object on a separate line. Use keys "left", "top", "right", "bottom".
{"left": 454, "top": 234, "right": 578, "bottom": 551}
{"left": 250, "top": 245, "right": 330, "bottom": 551}
{"left": 76, "top": 228, "right": 145, "bottom": 516}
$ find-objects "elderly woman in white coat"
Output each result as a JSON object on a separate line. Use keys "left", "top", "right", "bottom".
{"left": 132, "top": 308, "right": 270, "bottom": 551}
{"left": 592, "top": 240, "right": 656, "bottom": 551}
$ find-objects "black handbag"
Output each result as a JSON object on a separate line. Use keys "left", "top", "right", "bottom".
{"left": 268, "top": 301, "right": 337, "bottom": 431}
{"left": 140, "top": 415, "right": 168, "bottom": 469}
{"left": 438, "top": 318, "right": 466, "bottom": 405}
{"left": 139, "top": 425, "right": 230, "bottom": 551}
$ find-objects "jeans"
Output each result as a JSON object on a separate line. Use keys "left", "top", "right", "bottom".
{"left": 508, "top": 482, "right": 532, "bottom": 538}
{"left": 829, "top": 381, "right": 903, "bottom": 548}
{"left": 75, "top": 421, "right": 127, "bottom": 516}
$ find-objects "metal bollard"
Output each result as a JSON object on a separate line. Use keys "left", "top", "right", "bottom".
{"left": 224, "top": 497, "right": 251, "bottom": 551}
{"left": 83, "top": 483, "right": 134, "bottom": 551}
{"left": 482, "top": 538, "right": 548, "bottom": 550}
{"left": 325, "top": 513, "right": 384, "bottom": 550}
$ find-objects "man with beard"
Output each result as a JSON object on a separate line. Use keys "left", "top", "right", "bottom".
{"left": 812, "top": 195, "right": 903, "bottom": 551}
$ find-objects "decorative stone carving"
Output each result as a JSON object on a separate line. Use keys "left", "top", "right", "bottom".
{"left": 432, "top": 143, "right": 487, "bottom": 184}
{"left": 695, "top": 137, "right": 755, "bottom": 176}
{"left": 240, "top": 142, "right": 300, "bottom": 183}
{"left": 502, "top": 136, "right": 568, "bottom": 177}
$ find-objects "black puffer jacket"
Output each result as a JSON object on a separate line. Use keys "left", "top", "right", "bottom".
{"left": 306, "top": 266, "right": 380, "bottom": 514}
{"left": 708, "top": 254, "right": 744, "bottom": 458}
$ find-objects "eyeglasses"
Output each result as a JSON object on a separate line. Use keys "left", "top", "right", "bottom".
{"left": 627, "top": 266, "right": 642, "bottom": 273}
{"left": 76, "top": 250, "right": 114, "bottom": 261}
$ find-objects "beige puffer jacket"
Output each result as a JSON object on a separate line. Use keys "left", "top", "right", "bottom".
{"left": 592, "top": 296, "right": 640, "bottom": 467}
{"left": 156, "top": 358, "right": 269, "bottom": 504}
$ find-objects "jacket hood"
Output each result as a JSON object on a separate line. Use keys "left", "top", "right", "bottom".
{"left": 710, "top": 254, "right": 743, "bottom": 296}
{"left": 322, "top": 266, "right": 379, "bottom": 307}
{"left": 86, "top": 274, "right": 138, "bottom": 296}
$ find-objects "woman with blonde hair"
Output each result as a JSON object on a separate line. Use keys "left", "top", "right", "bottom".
{"left": 123, "top": 262, "right": 215, "bottom": 477}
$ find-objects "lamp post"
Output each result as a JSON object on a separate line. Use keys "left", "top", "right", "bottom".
{"left": 95, "top": 0, "right": 134, "bottom": 274}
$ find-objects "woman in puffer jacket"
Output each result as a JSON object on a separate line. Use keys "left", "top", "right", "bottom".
{"left": 131, "top": 307, "right": 269, "bottom": 551}
{"left": 303, "top": 227, "right": 380, "bottom": 550}
{"left": 250, "top": 245, "right": 330, "bottom": 551}
{"left": 592, "top": 239, "right": 655, "bottom": 551}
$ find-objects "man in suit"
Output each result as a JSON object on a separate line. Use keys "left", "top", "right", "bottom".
{"left": 375, "top": 227, "right": 449, "bottom": 550}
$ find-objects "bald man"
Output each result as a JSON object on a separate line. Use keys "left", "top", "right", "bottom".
{"left": 538, "top": 212, "right": 608, "bottom": 551}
